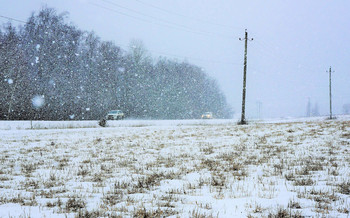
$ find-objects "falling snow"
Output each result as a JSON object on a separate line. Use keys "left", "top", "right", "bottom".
{"left": 31, "top": 95, "right": 45, "bottom": 109}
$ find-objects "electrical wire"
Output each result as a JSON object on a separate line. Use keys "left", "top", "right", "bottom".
{"left": 132, "top": 0, "right": 244, "bottom": 30}
{"left": 0, "top": 15, "right": 26, "bottom": 24}
{"left": 147, "top": 49, "right": 242, "bottom": 66}
{"left": 109, "top": 41, "right": 241, "bottom": 66}
{"left": 249, "top": 30, "right": 322, "bottom": 73}
{"left": 91, "top": 0, "right": 235, "bottom": 39}
{"left": 0, "top": 14, "right": 240, "bottom": 67}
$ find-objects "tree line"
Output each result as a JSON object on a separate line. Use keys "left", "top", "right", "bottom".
{"left": 0, "top": 8, "right": 233, "bottom": 120}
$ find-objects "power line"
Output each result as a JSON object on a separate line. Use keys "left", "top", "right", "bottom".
{"left": 114, "top": 42, "right": 241, "bottom": 66}
{"left": 0, "top": 13, "right": 239, "bottom": 67}
{"left": 253, "top": 40, "right": 320, "bottom": 74}
{"left": 1, "top": 8, "right": 240, "bottom": 66}
{"left": 149, "top": 50, "right": 241, "bottom": 66}
{"left": 88, "top": 1, "right": 244, "bottom": 64}
{"left": 132, "top": 0, "right": 244, "bottom": 30}
{"left": 0, "top": 15, "right": 26, "bottom": 24}
{"left": 91, "top": 0, "right": 234, "bottom": 39}
{"left": 102, "top": 0, "right": 239, "bottom": 37}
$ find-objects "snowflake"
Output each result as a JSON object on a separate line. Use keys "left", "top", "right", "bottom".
{"left": 32, "top": 95, "right": 45, "bottom": 109}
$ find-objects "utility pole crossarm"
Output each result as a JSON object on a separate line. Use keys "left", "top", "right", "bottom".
{"left": 239, "top": 29, "right": 253, "bottom": 125}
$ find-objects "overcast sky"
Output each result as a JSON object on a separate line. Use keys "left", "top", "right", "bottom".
{"left": 1, "top": 0, "right": 349, "bottom": 119}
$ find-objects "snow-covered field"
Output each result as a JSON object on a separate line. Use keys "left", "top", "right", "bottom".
{"left": 0, "top": 119, "right": 237, "bottom": 130}
{"left": 0, "top": 117, "right": 349, "bottom": 217}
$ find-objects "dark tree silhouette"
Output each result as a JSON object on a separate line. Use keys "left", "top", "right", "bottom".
{"left": 0, "top": 7, "right": 233, "bottom": 120}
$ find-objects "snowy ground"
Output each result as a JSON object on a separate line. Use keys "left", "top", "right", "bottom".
{"left": 0, "top": 117, "right": 349, "bottom": 217}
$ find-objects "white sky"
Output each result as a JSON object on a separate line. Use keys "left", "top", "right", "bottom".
{"left": 1, "top": 0, "right": 349, "bottom": 119}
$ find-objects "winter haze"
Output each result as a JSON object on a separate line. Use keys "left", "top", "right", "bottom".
{"left": 1, "top": 0, "right": 350, "bottom": 118}
{"left": 1, "top": 1, "right": 350, "bottom": 217}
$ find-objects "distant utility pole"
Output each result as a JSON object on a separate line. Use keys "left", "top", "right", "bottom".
{"left": 306, "top": 97, "right": 311, "bottom": 117}
{"left": 327, "top": 66, "right": 335, "bottom": 119}
{"left": 239, "top": 29, "right": 253, "bottom": 124}
{"left": 256, "top": 101, "right": 262, "bottom": 120}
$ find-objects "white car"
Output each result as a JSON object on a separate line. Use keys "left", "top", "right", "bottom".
{"left": 106, "top": 110, "right": 125, "bottom": 120}
{"left": 201, "top": 112, "right": 213, "bottom": 119}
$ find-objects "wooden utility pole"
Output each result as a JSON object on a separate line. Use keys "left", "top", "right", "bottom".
{"left": 327, "top": 66, "right": 334, "bottom": 119}
{"left": 239, "top": 29, "right": 253, "bottom": 124}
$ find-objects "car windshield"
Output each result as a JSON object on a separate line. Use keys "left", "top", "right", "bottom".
{"left": 109, "top": 110, "right": 121, "bottom": 114}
